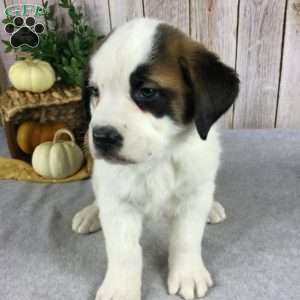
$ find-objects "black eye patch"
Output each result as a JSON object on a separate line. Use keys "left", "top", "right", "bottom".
{"left": 130, "top": 64, "right": 149, "bottom": 88}
{"left": 131, "top": 84, "right": 176, "bottom": 118}
{"left": 130, "top": 65, "right": 176, "bottom": 118}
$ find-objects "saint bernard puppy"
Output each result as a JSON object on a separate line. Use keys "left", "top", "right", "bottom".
{"left": 72, "top": 18, "right": 239, "bottom": 300}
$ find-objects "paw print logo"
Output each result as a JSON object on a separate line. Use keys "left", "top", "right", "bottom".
{"left": 4, "top": 16, "right": 45, "bottom": 48}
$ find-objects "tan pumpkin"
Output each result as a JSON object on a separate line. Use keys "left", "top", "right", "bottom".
{"left": 9, "top": 58, "right": 56, "bottom": 92}
{"left": 17, "top": 121, "right": 66, "bottom": 154}
{"left": 32, "top": 129, "right": 84, "bottom": 179}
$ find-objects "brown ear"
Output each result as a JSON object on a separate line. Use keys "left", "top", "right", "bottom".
{"left": 180, "top": 47, "right": 239, "bottom": 140}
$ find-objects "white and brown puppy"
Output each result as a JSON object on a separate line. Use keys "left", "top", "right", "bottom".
{"left": 72, "top": 18, "right": 239, "bottom": 300}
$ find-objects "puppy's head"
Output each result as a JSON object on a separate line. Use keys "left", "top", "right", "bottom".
{"left": 83, "top": 18, "right": 239, "bottom": 164}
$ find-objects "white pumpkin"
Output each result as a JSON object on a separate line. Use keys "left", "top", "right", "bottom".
{"left": 9, "top": 58, "right": 55, "bottom": 92}
{"left": 32, "top": 129, "right": 84, "bottom": 179}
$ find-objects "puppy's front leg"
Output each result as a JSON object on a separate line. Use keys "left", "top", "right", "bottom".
{"left": 96, "top": 203, "right": 143, "bottom": 300}
{"left": 168, "top": 187, "right": 214, "bottom": 300}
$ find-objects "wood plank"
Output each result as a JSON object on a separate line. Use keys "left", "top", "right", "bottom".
{"left": 109, "top": 0, "right": 144, "bottom": 28}
{"left": 0, "top": 0, "right": 17, "bottom": 77}
{"left": 234, "top": 0, "right": 286, "bottom": 128}
{"left": 276, "top": 0, "right": 300, "bottom": 128}
{"left": 143, "top": 0, "right": 189, "bottom": 34}
{"left": 83, "top": 0, "right": 111, "bottom": 35}
{"left": 190, "top": 0, "right": 239, "bottom": 128}
{"left": 47, "top": 1, "right": 88, "bottom": 32}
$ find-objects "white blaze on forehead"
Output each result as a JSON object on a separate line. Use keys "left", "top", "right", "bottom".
{"left": 90, "top": 18, "right": 162, "bottom": 85}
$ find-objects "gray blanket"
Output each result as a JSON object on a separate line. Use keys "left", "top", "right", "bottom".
{"left": 0, "top": 129, "right": 299, "bottom": 300}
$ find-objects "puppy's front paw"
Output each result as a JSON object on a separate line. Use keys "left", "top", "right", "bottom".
{"left": 72, "top": 203, "right": 101, "bottom": 234}
{"left": 207, "top": 201, "right": 226, "bottom": 224}
{"left": 96, "top": 272, "right": 141, "bottom": 300}
{"left": 168, "top": 257, "right": 213, "bottom": 299}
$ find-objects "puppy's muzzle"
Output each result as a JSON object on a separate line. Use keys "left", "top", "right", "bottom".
{"left": 92, "top": 126, "right": 123, "bottom": 154}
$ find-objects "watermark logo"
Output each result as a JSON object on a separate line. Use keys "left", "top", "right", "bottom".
{"left": 5, "top": 4, "right": 47, "bottom": 17}
{"left": 4, "top": 4, "right": 47, "bottom": 48}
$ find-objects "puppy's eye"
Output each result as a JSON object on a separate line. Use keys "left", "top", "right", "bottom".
{"left": 87, "top": 85, "right": 100, "bottom": 108}
{"left": 140, "top": 87, "right": 156, "bottom": 98}
{"left": 135, "top": 87, "right": 159, "bottom": 102}
{"left": 89, "top": 86, "right": 99, "bottom": 97}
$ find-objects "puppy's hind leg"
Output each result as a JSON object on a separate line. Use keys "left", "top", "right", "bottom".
{"left": 207, "top": 201, "right": 226, "bottom": 224}
{"left": 72, "top": 201, "right": 101, "bottom": 234}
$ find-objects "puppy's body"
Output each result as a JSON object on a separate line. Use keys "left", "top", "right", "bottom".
{"left": 73, "top": 18, "right": 239, "bottom": 300}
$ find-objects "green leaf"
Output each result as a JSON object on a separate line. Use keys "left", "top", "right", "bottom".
{"left": 5, "top": 46, "right": 12, "bottom": 53}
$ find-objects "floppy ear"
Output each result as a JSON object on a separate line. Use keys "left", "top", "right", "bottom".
{"left": 181, "top": 47, "right": 239, "bottom": 140}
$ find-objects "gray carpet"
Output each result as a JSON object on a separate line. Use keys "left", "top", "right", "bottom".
{"left": 0, "top": 128, "right": 299, "bottom": 300}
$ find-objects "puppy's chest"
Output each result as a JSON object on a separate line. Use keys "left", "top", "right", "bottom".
{"left": 129, "top": 159, "right": 181, "bottom": 216}
{"left": 95, "top": 158, "right": 186, "bottom": 216}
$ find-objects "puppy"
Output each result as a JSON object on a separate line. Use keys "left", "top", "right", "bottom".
{"left": 72, "top": 18, "right": 239, "bottom": 300}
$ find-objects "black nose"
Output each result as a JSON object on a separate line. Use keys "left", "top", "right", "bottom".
{"left": 92, "top": 126, "right": 123, "bottom": 153}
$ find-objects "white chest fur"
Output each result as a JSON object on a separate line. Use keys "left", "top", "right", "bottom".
{"left": 92, "top": 127, "right": 221, "bottom": 218}
{"left": 93, "top": 156, "right": 176, "bottom": 217}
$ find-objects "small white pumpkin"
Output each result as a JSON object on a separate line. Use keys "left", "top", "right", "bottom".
{"left": 32, "top": 129, "right": 84, "bottom": 179}
{"left": 9, "top": 58, "right": 55, "bottom": 92}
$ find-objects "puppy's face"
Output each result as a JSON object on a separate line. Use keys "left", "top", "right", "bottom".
{"left": 83, "top": 19, "right": 239, "bottom": 164}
